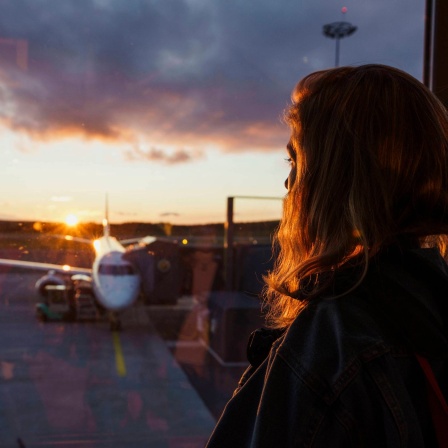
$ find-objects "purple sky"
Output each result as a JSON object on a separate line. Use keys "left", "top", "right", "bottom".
{"left": 0, "top": 0, "right": 425, "bottom": 163}
{"left": 0, "top": 0, "right": 427, "bottom": 224}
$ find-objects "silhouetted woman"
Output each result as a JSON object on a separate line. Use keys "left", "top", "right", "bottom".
{"left": 206, "top": 64, "right": 448, "bottom": 447}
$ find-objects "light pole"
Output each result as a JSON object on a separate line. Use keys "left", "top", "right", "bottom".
{"left": 224, "top": 196, "right": 282, "bottom": 291}
{"left": 323, "top": 21, "right": 357, "bottom": 67}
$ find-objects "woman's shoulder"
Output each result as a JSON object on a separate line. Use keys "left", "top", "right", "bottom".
{"left": 278, "top": 291, "right": 389, "bottom": 380}
{"left": 276, "top": 247, "right": 448, "bottom": 385}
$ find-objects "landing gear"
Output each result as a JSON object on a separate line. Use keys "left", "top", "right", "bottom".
{"left": 110, "top": 320, "right": 122, "bottom": 332}
{"left": 109, "top": 312, "right": 122, "bottom": 332}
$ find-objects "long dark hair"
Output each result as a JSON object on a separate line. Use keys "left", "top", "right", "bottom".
{"left": 264, "top": 64, "right": 448, "bottom": 328}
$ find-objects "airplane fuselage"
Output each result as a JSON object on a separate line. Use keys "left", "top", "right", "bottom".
{"left": 92, "top": 236, "right": 141, "bottom": 311}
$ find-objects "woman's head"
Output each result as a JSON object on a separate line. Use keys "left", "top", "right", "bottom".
{"left": 265, "top": 64, "right": 448, "bottom": 327}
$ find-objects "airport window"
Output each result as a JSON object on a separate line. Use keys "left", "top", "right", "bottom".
{"left": 0, "top": 1, "right": 426, "bottom": 446}
{"left": 98, "top": 264, "right": 136, "bottom": 276}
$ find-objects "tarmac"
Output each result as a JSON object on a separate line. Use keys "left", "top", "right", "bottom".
{"left": 0, "top": 272, "right": 230, "bottom": 448}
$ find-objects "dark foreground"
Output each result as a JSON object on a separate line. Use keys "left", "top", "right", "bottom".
{"left": 0, "top": 272, "right": 246, "bottom": 448}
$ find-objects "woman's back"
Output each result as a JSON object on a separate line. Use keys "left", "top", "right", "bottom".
{"left": 207, "top": 246, "right": 447, "bottom": 447}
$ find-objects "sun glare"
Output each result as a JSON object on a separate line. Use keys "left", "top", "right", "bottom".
{"left": 65, "top": 214, "right": 79, "bottom": 226}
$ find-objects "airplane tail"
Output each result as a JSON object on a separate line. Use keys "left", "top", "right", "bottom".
{"left": 102, "top": 194, "right": 110, "bottom": 237}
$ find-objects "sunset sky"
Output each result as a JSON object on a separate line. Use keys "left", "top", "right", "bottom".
{"left": 0, "top": 0, "right": 425, "bottom": 225}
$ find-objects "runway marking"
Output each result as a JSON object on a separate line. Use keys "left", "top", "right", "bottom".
{"left": 112, "top": 332, "right": 127, "bottom": 377}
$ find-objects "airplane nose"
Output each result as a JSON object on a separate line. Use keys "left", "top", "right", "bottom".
{"left": 96, "top": 276, "right": 140, "bottom": 311}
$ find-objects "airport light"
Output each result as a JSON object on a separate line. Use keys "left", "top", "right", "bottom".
{"left": 323, "top": 21, "right": 357, "bottom": 67}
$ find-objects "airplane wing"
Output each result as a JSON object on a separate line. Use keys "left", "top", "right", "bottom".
{"left": 0, "top": 258, "right": 91, "bottom": 275}
{"left": 44, "top": 234, "right": 93, "bottom": 245}
{"left": 119, "top": 236, "right": 158, "bottom": 246}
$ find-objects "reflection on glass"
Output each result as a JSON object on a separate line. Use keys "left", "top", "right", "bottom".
{"left": 0, "top": 0, "right": 424, "bottom": 446}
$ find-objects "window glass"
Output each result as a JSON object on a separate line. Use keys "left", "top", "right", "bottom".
{"left": 0, "top": 0, "right": 425, "bottom": 446}
{"left": 98, "top": 264, "right": 135, "bottom": 275}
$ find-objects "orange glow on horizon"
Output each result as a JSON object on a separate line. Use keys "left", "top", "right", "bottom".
{"left": 65, "top": 214, "right": 79, "bottom": 227}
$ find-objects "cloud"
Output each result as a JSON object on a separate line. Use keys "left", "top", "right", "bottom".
{"left": 0, "top": 0, "right": 425, "bottom": 161}
{"left": 123, "top": 143, "right": 204, "bottom": 164}
{"left": 114, "top": 211, "right": 137, "bottom": 217}
{"left": 160, "top": 212, "right": 180, "bottom": 217}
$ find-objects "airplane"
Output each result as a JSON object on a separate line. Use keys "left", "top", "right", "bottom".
{"left": 0, "top": 197, "right": 156, "bottom": 331}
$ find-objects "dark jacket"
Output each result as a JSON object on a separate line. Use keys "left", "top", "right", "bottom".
{"left": 206, "top": 247, "right": 448, "bottom": 447}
